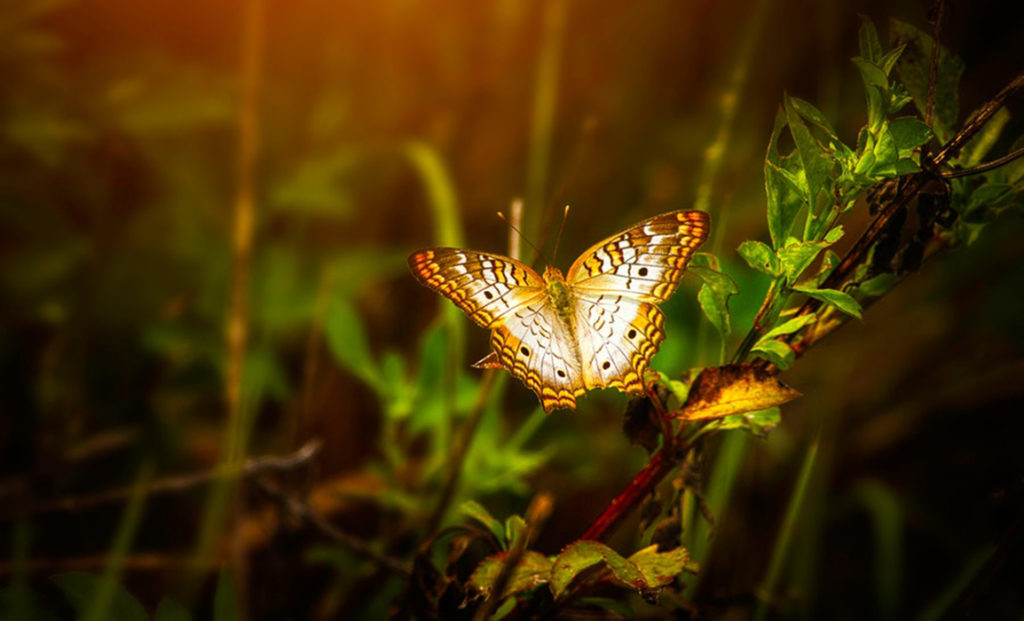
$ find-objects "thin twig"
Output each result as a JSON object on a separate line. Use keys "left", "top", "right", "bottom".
{"left": 254, "top": 477, "right": 412, "bottom": 577}
{"left": 2, "top": 441, "right": 320, "bottom": 520}
{"left": 942, "top": 145, "right": 1024, "bottom": 178}
{"left": 924, "top": 0, "right": 945, "bottom": 131}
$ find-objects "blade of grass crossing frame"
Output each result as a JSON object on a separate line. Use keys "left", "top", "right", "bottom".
{"left": 85, "top": 461, "right": 155, "bottom": 621}
{"left": 524, "top": 0, "right": 565, "bottom": 244}
{"left": 753, "top": 438, "right": 819, "bottom": 621}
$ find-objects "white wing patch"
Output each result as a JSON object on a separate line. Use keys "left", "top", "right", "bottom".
{"left": 489, "top": 300, "right": 585, "bottom": 412}
{"left": 574, "top": 292, "right": 665, "bottom": 395}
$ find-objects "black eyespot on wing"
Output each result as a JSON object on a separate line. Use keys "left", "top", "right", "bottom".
{"left": 484, "top": 290, "right": 493, "bottom": 300}
{"left": 557, "top": 369, "right": 566, "bottom": 378}
{"left": 638, "top": 267, "right": 648, "bottom": 277}
{"left": 627, "top": 329, "right": 637, "bottom": 339}
{"left": 520, "top": 346, "right": 530, "bottom": 356}
{"left": 602, "top": 361, "right": 611, "bottom": 370}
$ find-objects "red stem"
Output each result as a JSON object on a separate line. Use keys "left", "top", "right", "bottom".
{"left": 579, "top": 450, "right": 676, "bottom": 541}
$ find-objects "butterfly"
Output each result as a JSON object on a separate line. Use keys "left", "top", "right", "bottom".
{"left": 408, "top": 209, "right": 710, "bottom": 412}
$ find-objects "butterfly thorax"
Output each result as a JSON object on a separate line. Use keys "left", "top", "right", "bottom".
{"left": 541, "top": 266, "right": 577, "bottom": 334}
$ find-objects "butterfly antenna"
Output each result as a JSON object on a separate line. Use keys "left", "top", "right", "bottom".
{"left": 550, "top": 205, "right": 571, "bottom": 264}
{"left": 497, "top": 204, "right": 548, "bottom": 265}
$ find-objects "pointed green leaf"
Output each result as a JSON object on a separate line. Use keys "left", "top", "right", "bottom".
{"left": 789, "top": 97, "right": 839, "bottom": 141}
{"left": 325, "top": 296, "right": 380, "bottom": 391}
{"left": 765, "top": 110, "right": 804, "bottom": 246}
{"left": 858, "top": 16, "right": 883, "bottom": 62}
{"left": 458, "top": 500, "right": 506, "bottom": 546}
{"left": 761, "top": 314, "right": 816, "bottom": 340}
{"left": 751, "top": 339, "right": 795, "bottom": 370}
{"left": 877, "top": 45, "right": 906, "bottom": 77}
{"left": 793, "top": 285, "right": 863, "bottom": 319}
{"left": 784, "top": 95, "right": 834, "bottom": 211}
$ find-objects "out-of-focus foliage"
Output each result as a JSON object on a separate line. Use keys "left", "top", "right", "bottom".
{"left": 1, "top": 0, "right": 1023, "bottom": 619}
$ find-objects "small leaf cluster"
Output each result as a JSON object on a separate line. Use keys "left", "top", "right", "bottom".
{"left": 460, "top": 502, "right": 697, "bottom": 618}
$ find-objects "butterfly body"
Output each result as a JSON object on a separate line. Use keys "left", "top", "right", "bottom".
{"left": 409, "top": 209, "right": 709, "bottom": 412}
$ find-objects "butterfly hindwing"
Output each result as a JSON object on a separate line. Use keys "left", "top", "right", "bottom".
{"left": 408, "top": 248, "right": 545, "bottom": 328}
{"left": 488, "top": 301, "right": 584, "bottom": 412}
{"left": 574, "top": 293, "right": 665, "bottom": 395}
{"left": 567, "top": 209, "right": 707, "bottom": 395}
{"left": 566, "top": 210, "right": 709, "bottom": 303}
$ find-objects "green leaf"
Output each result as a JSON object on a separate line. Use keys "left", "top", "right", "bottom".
{"left": 505, "top": 515, "right": 527, "bottom": 549}
{"left": 698, "top": 285, "right": 731, "bottom": 343}
{"left": 627, "top": 545, "right": 696, "bottom": 588}
{"left": 765, "top": 110, "right": 804, "bottom": 246}
{"left": 784, "top": 95, "right": 834, "bottom": 211}
{"left": 858, "top": 16, "right": 883, "bottom": 62}
{"left": 891, "top": 19, "right": 964, "bottom": 142}
{"left": 154, "top": 598, "right": 192, "bottom": 621}
{"left": 789, "top": 97, "right": 839, "bottom": 141}
{"left": 871, "top": 125, "right": 898, "bottom": 176}
{"left": 751, "top": 339, "right": 794, "bottom": 370}
{"left": 877, "top": 45, "right": 906, "bottom": 77}
{"left": 895, "top": 158, "right": 921, "bottom": 174}
{"left": 325, "top": 296, "right": 380, "bottom": 391}
{"left": 214, "top": 570, "right": 238, "bottom": 621}
{"left": 761, "top": 314, "right": 816, "bottom": 340}
{"left": 551, "top": 542, "right": 645, "bottom": 598}
{"left": 823, "top": 225, "right": 845, "bottom": 244}
{"left": 853, "top": 58, "right": 889, "bottom": 91}
{"left": 458, "top": 500, "right": 506, "bottom": 546}
{"left": 777, "top": 241, "right": 827, "bottom": 282}
{"left": 854, "top": 273, "right": 898, "bottom": 298}
{"left": 52, "top": 573, "right": 148, "bottom": 621}
{"left": 737, "top": 240, "right": 780, "bottom": 276}
{"left": 717, "top": 407, "right": 782, "bottom": 437}
{"left": 793, "top": 285, "right": 863, "bottom": 319}
{"left": 468, "top": 551, "right": 553, "bottom": 597}
{"left": 889, "top": 116, "right": 932, "bottom": 151}
{"left": 690, "top": 255, "right": 738, "bottom": 346}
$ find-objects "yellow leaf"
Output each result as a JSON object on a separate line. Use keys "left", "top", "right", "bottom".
{"left": 674, "top": 364, "right": 801, "bottom": 421}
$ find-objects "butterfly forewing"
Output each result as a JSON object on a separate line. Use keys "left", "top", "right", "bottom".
{"left": 566, "top": 210, "right": 710, "bottom": 302}
{"left": 408, "top": 248, "right": 546, "bottom": 328}
{"left": 566, "top": 209, "right": 708, "bottom": 395}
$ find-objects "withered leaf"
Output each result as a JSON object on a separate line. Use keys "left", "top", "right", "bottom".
{"left": 674, "top": 364, "right": 801, "bottom": 422}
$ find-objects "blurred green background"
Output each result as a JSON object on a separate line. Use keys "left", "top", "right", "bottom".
{"left": 1, "top": 0, "right": 1022, "bottom": 618}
